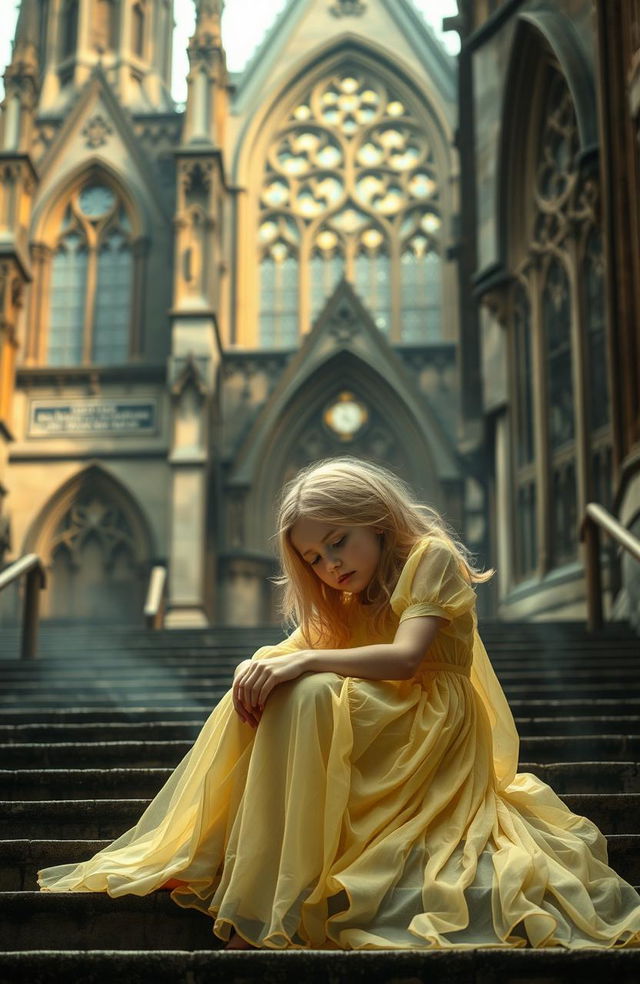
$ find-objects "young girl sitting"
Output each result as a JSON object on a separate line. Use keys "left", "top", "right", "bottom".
{"left": 38, "top": 456, "right": 640, "bottom": 950}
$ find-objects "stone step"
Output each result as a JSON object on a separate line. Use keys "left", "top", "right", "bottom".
{"left": 1, "top": 620, "right": 629, "bottom": 635}
{"left": 2, "top": 640, "right": 638, "bottom": 657}
{"left": 2, "top": 637, "right": 637, "bottom": 656}
{"left": 3, "top": 791, "right": 638, "bottom": 839}
{"left": 2, "top": 645, "right": 638, "bottom": 666}
{"left": 0, "top": 891, "right": 218, "bottom": 951}
{"left": 2, "top": 683, "right": 639, "bottom": 707}
{"left": 2, "top": 880, "right": 640, "bottom": 959}
{"left": 0, "top": 799, "right": 151, "bottom": 838}
{"left": 2, "top": 834, "right": 640, "bottom": 894}
{"left": 2, "top": 761, "right": 637, "bottom": 800}
{"left": 2, "top": 698, "right": 640, "bottom": 724}
{"left": 4, "top": 714, "right": 640, "bottom": 743}
{"left": 515, "top": 716, "right": 640, "bottom": 736}
{"left": 3, "top": 663, "right": 640, "bottom": 683}
{"left": 4, "top": 734, "right": 640, "bottom": 770}
{"left": 0, "top": 721, "right": 205, "bottom": 742}
{"left": 1, "top": 948, "right": 640, "bottom": 984}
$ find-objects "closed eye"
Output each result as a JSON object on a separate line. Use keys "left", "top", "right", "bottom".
{"left": 309, "top": 534, "right": 346, "bottom": 566}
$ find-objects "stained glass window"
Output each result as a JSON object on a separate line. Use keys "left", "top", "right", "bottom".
{"left": 48, "top": 228, "right": 87, "bottom": 366}
{"left": 258, "top": 68, "right": 443, "bottom": 344}
{"left": 46, "top": 182, "right": 134, "bottom": 365}
{"left": 310, "top": 249, "right": 344, "bottom": 320}
{"left": 544, "top": 259, "right": 574, "bottom": 450}
{"left": 515, "top": 482, "right": 537, "bottom": 579}
{"left": 259, "top": 254, "right": 298, "bottom": 347}
{"left": 584, "top": 229, "right": 609, "bottom": 433}
{"left": 355, "top": 248, "right": 391, "bottom": 334}
{"left": 512, "top": 282, "right": 537, "bottom": 578}
{"left": 511, "top": 64, "right": 586, "bottom": 581}
{"left": 514, "top": 284, "right": 534, "bottom": 467}
{"left": 549, "top": 459, "right": 578, "bottom": 568}
{"left": 93, "top": 222, "right": 133, "bottom": 363}
{"left": 400, "top": 244, "right": 441, "bottom": 342}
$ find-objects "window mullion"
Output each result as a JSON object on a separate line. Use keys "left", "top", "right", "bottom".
{"left": 299, "top": 228, "right": 311, "bottom": 334}
{"left": 566, "top": 236, "right": 589, "bottom": 526}
{"left": 390, "top": 237, "right": 401, "bottom": 343}
{"left": 84, "top": 243, "right": 98, "bottom": 364}
{"left": 529, "top": 261, "right": 550, "bottom": 577}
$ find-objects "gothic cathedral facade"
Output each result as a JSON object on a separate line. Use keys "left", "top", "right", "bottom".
{"left": 0, "top": 0, "right": 638, "bottom": 628}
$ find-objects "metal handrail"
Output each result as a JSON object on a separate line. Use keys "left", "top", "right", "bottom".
{"left": 0, "top": 553, "right": 47, "bottom": 659}
{"left": 144, "top": 564, "right": 167, "bottom": 629}
{"left": 580, "top": 503, "right": 640, "bottom": 632}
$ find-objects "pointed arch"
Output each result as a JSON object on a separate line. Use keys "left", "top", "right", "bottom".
{"left": 497, "top": 13, "right": 596, "bottom": 264}
{"left": 24, "top": 464, "right": 154, "bottom": 621}
{"left": 31, "top": 158, "right": 145, "bottom": 245}
{"left": 28, "top": 161, "right": 146, "bottom": 366}
{"left": 230, "top": 348, "right": 456, "bottom": 549}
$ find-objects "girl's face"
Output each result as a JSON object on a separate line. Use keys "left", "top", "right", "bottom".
{"left": 290, "top": 517, "right": 383, "bottom": 595}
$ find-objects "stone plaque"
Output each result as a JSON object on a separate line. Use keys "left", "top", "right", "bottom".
{"left": 29, "top": 399, "right": 158, "bottom": 436}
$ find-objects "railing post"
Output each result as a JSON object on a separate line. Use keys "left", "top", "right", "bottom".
{"left": 584, "top": 518, "right": 603, "bottom": 633}
{"left": 144, "top": 565, "right": 167, "bottom": 629}
{"left": 21, "top": 567, "right": 43, "bottom": 660}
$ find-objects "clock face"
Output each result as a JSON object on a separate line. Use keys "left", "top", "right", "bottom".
{"left": 78, "top": 184, "right": 116, "bottom": 218}
{"left": 324, "top": 394, "right": 368, "bottom": 439}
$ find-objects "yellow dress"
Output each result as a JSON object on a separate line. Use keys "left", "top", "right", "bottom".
{"left": 38, "top": 536, "right": 640, "bottom": 949}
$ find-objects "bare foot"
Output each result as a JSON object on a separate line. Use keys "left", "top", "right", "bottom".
{"left": 225, "top": 931, "right": 257, "bottom": 950}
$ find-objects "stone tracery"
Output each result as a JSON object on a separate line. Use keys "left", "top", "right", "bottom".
{"left": 259, "top": 69, "right": 443, "bottom": 345}
{"left": 510, "top": 61, "right": 611, "bottom": 581}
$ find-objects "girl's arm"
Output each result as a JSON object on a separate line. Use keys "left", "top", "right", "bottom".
{"left": 234, "top": 615, "right": 448, "bottom": 718}
{"left": 303, "top": 615, "right": 447, "bottom": 681}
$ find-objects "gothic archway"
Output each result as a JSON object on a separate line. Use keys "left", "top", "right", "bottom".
{"left": 25, "top": 465, "right": 154, "bottom": 622}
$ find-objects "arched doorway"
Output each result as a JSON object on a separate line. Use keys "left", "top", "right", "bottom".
{"left": 26, "top": 465, "right": 154, "bottom": 622}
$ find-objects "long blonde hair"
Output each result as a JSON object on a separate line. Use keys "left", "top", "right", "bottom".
{"left": 274, "top": 456, "right": 492, "bottom": 648}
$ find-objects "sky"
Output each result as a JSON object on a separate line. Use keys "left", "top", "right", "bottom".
{"left": 1, "top": 0, "right": 460, "bottom": 103}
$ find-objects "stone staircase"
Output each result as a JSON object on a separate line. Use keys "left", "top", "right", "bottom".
{"left": 0, "top": 621, "right": 640, "bottom": 983}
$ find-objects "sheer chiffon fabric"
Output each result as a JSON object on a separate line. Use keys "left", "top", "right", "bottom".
{"left": 37, "top": 536, "right": 640, "bottom": 949}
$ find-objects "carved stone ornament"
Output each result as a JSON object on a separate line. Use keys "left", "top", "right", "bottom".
{"left": 171, "top": 352, "right": 209, "bottom": 399}
{"left": 329, "top": 0, "right": 367, "bottom": 16}
{"left": 82, "top": 114, "right": 113, "bottom": 149}
{"left": 181, "top": 160, "right": 214, "bottom": 196}
{"left": 52, "top": 494, "right": 136, "bottom": 572}
{"left": 479, "top": 288, "right": 508, "bottom": 328}
{"left": 328, "top": 302, "right": 360, "bottom": 344}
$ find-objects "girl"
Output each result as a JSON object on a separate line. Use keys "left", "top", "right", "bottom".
{"left": 38, "top": 457, "right": 640, "bottom": 950}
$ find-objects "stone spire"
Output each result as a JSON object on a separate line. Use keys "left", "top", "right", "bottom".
{"left": 194, "top": 0, "right": 225, "bottom": 44}
{"left": 9, "top": 0, "right": 40, "bottom": 69}
{"left": 183, "top": 0, "right": 228, "bottom": 145}
{"left": 1, "top": 0, "right": 39, "bottom": 152}
{"left": 36, "top": 0, "right": 175, "bottom": 114}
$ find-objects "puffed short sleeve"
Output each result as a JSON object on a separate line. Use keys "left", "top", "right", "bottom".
{"left": 390, "top": 537, "right": 477, "bottom": 624}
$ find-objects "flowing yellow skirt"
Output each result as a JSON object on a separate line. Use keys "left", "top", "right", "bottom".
{"left": 37, "top": 668, "right": 640, "bottom": 949}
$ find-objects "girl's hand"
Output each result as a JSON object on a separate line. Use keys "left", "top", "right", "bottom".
{"left": 232, "top": 659, "right": 262, "bottom": 728}
{"left": 233, "top": 652, "right": 310, "bottom": 721}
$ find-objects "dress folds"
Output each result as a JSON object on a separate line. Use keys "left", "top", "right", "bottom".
{"left": 37, "top": 535, "right": 640, "bottom": 949}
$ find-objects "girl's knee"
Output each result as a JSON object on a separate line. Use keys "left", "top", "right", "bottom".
{"left": 282, "top": 670, "right": 343, "bottom": 706}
